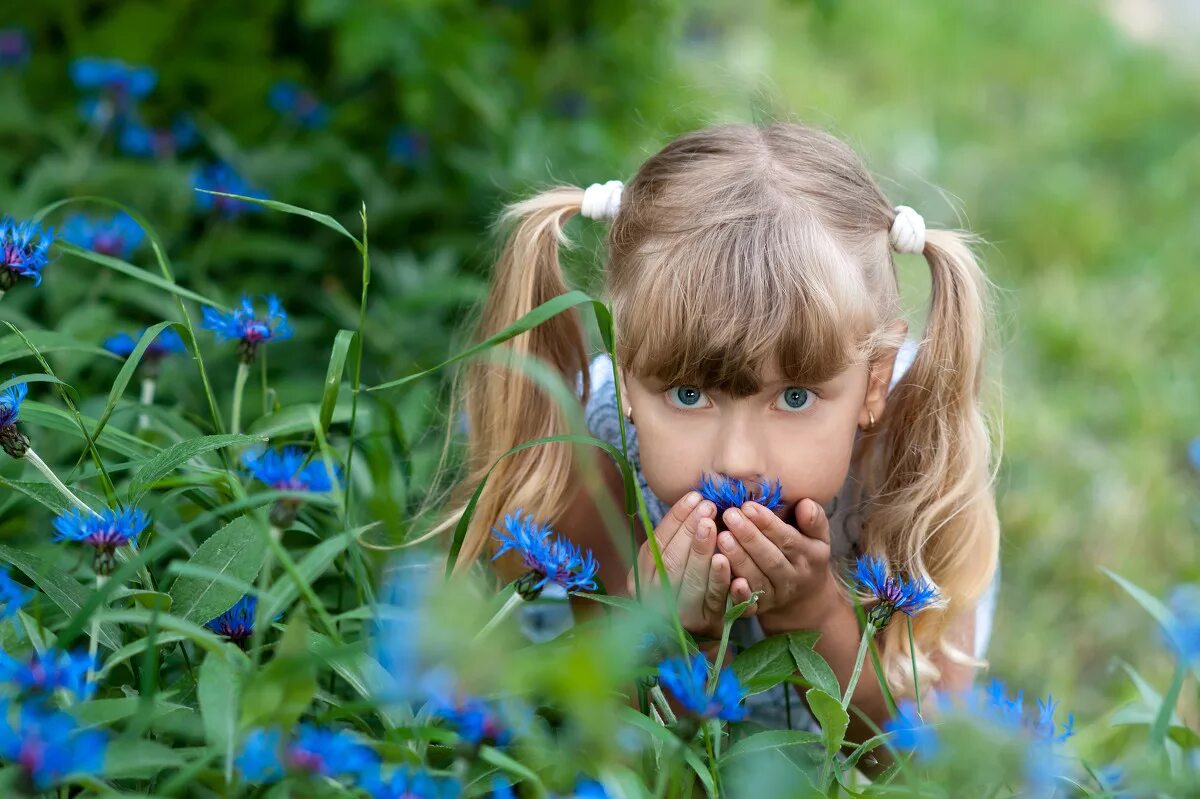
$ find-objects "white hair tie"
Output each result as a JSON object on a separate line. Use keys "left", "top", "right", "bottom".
{"left": 581, "top": 180, "right": 624, "bottom": 221}
{"left": 889, "top": 205, "right": 926, "bottom": 255}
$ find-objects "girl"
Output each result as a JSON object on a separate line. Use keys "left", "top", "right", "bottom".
{"left": 436, "top": 122, "right": 1000, "bottom": 738}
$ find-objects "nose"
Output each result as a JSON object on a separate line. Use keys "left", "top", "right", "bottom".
{"left": 710, "top": 411, "right": 767, "bottom": 488}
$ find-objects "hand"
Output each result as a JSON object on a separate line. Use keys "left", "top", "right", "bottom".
{"left": 716, "top": 498, "right": 837, "bottom": 625}
{"left": 626, "top": 491, "right": 734, "bottom": 640}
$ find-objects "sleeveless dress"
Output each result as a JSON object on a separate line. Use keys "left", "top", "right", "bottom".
{"left": 579, "top": 344, "right": 999, "bottom": 732}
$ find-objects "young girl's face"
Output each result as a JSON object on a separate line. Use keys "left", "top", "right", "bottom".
{"left": 620, "top": 352, "right": 895, "bottom": 527}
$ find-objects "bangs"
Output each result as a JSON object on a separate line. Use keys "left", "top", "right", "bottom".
{"left": 614, "top": 213, "right": 879, "bottom": 397}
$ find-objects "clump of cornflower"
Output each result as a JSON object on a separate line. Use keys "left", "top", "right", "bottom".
{"left": 0, "top": 700, "right": 107, "bottom": 792}
{"left": 204, "top": 594, "right": 270, "bottom": 650}
{"left": 268, "top": 81, "right": 328, "bottom": 129}
{"left": 423, "top": 671, "right": 514, "bottom": 751}
{"left": 492, "top": 509, "right": 599, "bottom": 600}
{"left": 201, "top": 294, "right": 292, "bottom": 364}
{"left": 0, "top": 649, "right": 96, "bottom": 701}
{"left": 1164, "top": 583, "right": 1200, "bottom": 664}
{"left": 237, "top": 724, "right": 379, "bottom": 786}
{"left": 70, "top": 57, "right": 156, "bottom": 128}
{"left": 657, "top": 653, "right": 747, "bottom": 730}
{"left": 117, "top": 114, "right": 197, "bottom": 159}
{"left": 363, "top": 767, "right": 460, "bottom": 799}
{"left": 852, "top": 554, "right": 941, "bottom": 629}
{"left": 60, "top": 211, "right": 144, "bottom": 260}
{"left": 52, "top": 505, "right": 151, "bottom": 576}
{"left": 242, "top": 445, "right": 340, "bottom": 527}
{"left": 388, "top": 126, "right": 429, "bottom": 167}
{"left": 0, "top": 379, "right": 30, "bottom": 459}
{"left": 0, "top": 569, "right": 32, "bottom": 621}
{"left": 191, "top": 162, "right": 268, "bottom": 219}
{"left": 1, "top": 217, "right": 54, "bottom": 292}
{"left": 104, "top": 326, "right": 186, "bottom": 366}
{"left": 695, "top": 472, "right": 783, "bottom": 517}
{"left": 0, "top": 29, "right": 30, "bottom": 69}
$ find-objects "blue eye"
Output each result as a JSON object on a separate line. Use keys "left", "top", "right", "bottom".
{"left": 668, "top": 386, "right": 706, "bottom": 409}
{"left": 779, "top": 387, "right": 814, "bottom": 412}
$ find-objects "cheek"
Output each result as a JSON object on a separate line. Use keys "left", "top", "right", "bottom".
{"left": 633, "top": 418, "right": 707, "bottom": 505}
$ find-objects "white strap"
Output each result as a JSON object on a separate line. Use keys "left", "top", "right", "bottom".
{"left": 889, "top": 205, "right": 926, "bottom": 255}
{"left": 581, "top": 180, "right": 624, "bottom": 221}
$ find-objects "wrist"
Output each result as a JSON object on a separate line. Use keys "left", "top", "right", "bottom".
{"left": 758, "top": 574, "right": 844, "bottom": 635}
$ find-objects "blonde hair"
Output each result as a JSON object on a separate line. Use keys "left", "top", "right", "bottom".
{"left": 430, "top": 121, "right": 1000, "bottom": 695}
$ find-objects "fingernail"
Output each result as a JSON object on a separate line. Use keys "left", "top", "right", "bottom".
{"left": 719, "top": 532, "right": 735, "bottom": 551}
{"left": 699, "top": 501, "right": 715, "bottom": 516}
{"left": 685, "top": 491, "right": 701, "bottom": 509}
{"left": 810, "top": 501, "right": 819, "bottom": 525}
{"left": 742, "top": 503, "right": 757, "bottom": 518}
{"left": 697, "top": 521, "right": 710, "bottom": 541}
{"left": 727, "top": 508, "right": 742, "bottom": 525}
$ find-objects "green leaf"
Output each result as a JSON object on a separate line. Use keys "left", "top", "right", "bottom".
{"left": 57, "top": 241, "right": 221, "bottom": 308}
{"left": 806, "top": 688, "right": 850, "bottom": 760}
{"left": 320, "top": 330, "right": 356, "bottom": 432}
{"left": 248, "top": 402, "right": 354, "bottom": 437}
{"left": 621, "top": 708, "right": 716, "bottom": 798}
{"left": 19, "top": 401, "right": 155, "bottom": 458}
{"left": 787, "top": 632, "right": 840, "bottom": 698}
{"left": 720, "top": 729, "right": 822, "bottom": 764}
{"left": 128, "top": 433, "right": 265, "bottom": 502}
{"left": 95, "top": 609, "right": 239, "bottom": 659}
{"left": 0, "top": 330, "right": 117, "bottom": 367}
{"left": 1101, "top": 567, "right": 1173, "bottom": 629}
{"left": 725, "top": 590, "right": 764, "bottom": 623}
{"left": 240, "top": 608, "right": 317, "bottom": 730}
{"left": 194, "top": 190, "right": 362, "bottom": 249}
{"left": 199, "top": 652, "right": 242, "bottom": 750}
{"left": 167, "top": 516, "right": 266, "bottom": 626}
{"left": 103, "top": 739, "right": 189, "bottom": 778}
{"left": 88, "top": 321, "right": 177, "bottom": 445}
{"left": 74, "top": 695, "right": 188, "bottom": 728}
{"left": 731, "top": 635, "right": 797, "bottom": 697}
{"left": 0, "top": 545, "right": 121, "bottom": 650}
{"left": 260, "top": 527, "right": 364, "bottom": 622}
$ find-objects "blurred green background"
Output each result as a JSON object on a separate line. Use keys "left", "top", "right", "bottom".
{"left": 2, "top": 0, "right": 1197, "bottom": 752}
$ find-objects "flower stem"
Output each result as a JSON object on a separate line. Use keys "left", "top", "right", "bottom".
{"left": 648, "top": 685, "right": 678, "bottom": 726}
{"left": 842, "top": 621, "right": 875, "bottom": 711}
{"left": 88, "top": 574, "right": 106, "bottom": 686}
{"left": 23, "top": 448, "right": 95, "bottom": 515}
{"left": 137, "top": 377, "right": 156, "bottom": 432}
{"left": 231, "top": 362, "right": 250, "bottom": 435}
{"left": 907, "top": 616, "right": 922, "bottom": 717}
{"left": 1150, "top": 660, "right": 1186, "bottom": 752}
{"left": 474, "top": 591, "right": 524, "bottom": 643}
{"left": 250, "top": 525, "right": 281, "bottom": 666}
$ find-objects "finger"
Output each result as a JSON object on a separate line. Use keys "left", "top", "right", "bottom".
{"left": 641, "top": 494, "right": 711, "bottom": 581}
{"left": 716, "top": 528, "right": 770, "bottom": 600}
{"left": 704, "top": 552, "right": 732, "bottom": 620}
{"left": 639, "top": 491, "right": 702, "bottom": 573}
{"left": 742, "top": 501, "right": 804, "bottom": 558}
{"left": 793, "top": 498, "right": 831, "bottom": 546}
{"left": 724, "top": 507, "right": 791, "bottom": 579}
{"left": 658, "top": 499, "right": 715, "bottom": 580}
{"left": 680, "top": 518, "right": 717, "bottom": 607}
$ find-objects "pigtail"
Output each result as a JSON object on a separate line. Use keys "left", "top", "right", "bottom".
{"left": 434, "top": 187, "right": 592, "bottom": 576}
{"left": 862, "top": 226, "right": 1001, "bottom": 691}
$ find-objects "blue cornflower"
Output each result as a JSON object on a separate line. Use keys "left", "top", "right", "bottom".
{"left": 0, "top": 29, "right": 30, "bottom": 69}
{"left": 364, "top": 767, "right": 460, "bottom": 799}
{"left": 695, "top": 473, "right": 783, "bottom": 516}
{"left": 117, "top": 114, "right": 198, "bottom": 159}
{"left": 268, "top": 81, "right": 329, "bottom": 129}
{"left": 570, "top": 777, "right": 611, "bottom": 799}
{"left": 388, "top": 126, "right": 429, "bottom": 167}
{"left": 1164, "top": 584, "right": 1200, "bottom": 664}
{"left": 60, "top": 211, "right": 144, "bottom": 260}
{"left": 492, "top": 509, "right": 599, "bottom": 599}
{"left": 53, "top": 504, "right": 151, "bottom": 576}
{"left": 70, "top": 57, "right": 156, "bottom": 99}
{"left": 1, "top": 216, "right": 54, "bottom": 290}
{"left": 242, "top": 446, "right": 339, "bottom": 493}
{"left": 657, "top": 653, "right": 746, "bottom": 723}
{"left": 0, "top": 569, "right": 32, "bottom": 621}
{"left": 852, "top": 554, "right": 941, "bottom": 628}
{"left": 201, "top": 294, "right": 292, "bottom": 364}
{"left": 237, "top": 724, "right": 379, "bottom": 784}
{"left": 192, "top": 162, "right": 268, "bottom": 218}
{"left": 0, "top": 379, "right": 29, "bottom": 459}
{"left": 204, "top": 594, "right": 274, "bottom": 649}
{"left": 882, "top": 699, "right": 939, "bottom": 760}
{"left": 0, "top": 700, "right": 107, "bottom": 790}
{"left": 1188, "top": 437, "right": 1200, "bottom": 472}
{"left": 0, "top": 649, "right": 96, "bottom": 700}
{"left": 103, "top": 327, "right": 186, "bottom": 362}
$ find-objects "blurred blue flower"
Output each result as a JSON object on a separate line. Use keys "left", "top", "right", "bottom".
{"left": 569, "top": 777, "right": 611, "bottom": 799}
{"left": 0, "top": 649, "right": 96, "bottom": 700}
{"left": 269, "top": 81, "right": 329, "bottom": 129}
{"left": 60, "top": 211, "right": 144, "bottom": 260}
{"left": 388, "top": 126, "right": 429, "bottom": 167}
{"left": 852, "top": 554, "right": 941, "bottom": 628}
{"left": 423, "top": 667, "right": 514, "bottom": 748}
{"left": 204, "top": 594, "right": 273, "bottom": 649}
{"left": 492, "top": 509, "right": 599, "bottom": 599}
{"left": 70, "top": 57, "right": 157, "bottom": 99}
{"left": 53, "top": 505, "right": 151, "bottom": 575}
{"left": 242, "top": 445, "right": 339, "bottom": 493}
{"left": 372, "top": 558, "right": 435, "bottom": 703}
{"left": 1188, "top": 436, "right": 1200, "bottom": 472}
{"left": 883, "top": 699, "right": 938, "bottom": 759}
{"left": 1, "top": 216, "right": 54, "bottom": 289}
{"left": 0, "top": 569, "right": 32, "bottom": 621}
{"left": 103, "top": 327, "right": 186, "bottom": 361}
{"left": 364, "top": 766, "right": 459, "bottom": 799}
{"left": 117, "top": 114, "right": 198, "bottom": 159}
{"left": 201, "top": 295, "right": 292, "bottom": 360}
{"left": 0, "top": 29, "right": 30, "bottom": 69}
{"left": 695, "top": 473, "right": 783, "bottom": 516}
{"left": 0, "top": 700, "right": 107, "bottom": 790}
{"left": 657, "top": 653, "right": 746, "bottom": 722}
{"left": 237, "top": 724, "right": 378, "bottom": 783}
{"left": 1164, "top": 583, "right": 1200, "bottom": 664}
{"left": 192, "top": 162, "right": 268, "bottom": 218}
{"left": 0, "top": 379, "right": 27, "bottom": 433}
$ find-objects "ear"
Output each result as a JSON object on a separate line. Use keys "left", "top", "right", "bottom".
{"left": 616, "top": 367, "right": 632, "bottom": 419}
{"left": 859, "top": 320, "right": 909, "bottom": 430}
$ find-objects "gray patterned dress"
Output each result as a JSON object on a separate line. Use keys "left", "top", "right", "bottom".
{"left": 578, "top": 347, "right": 998, "bottom": 732}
